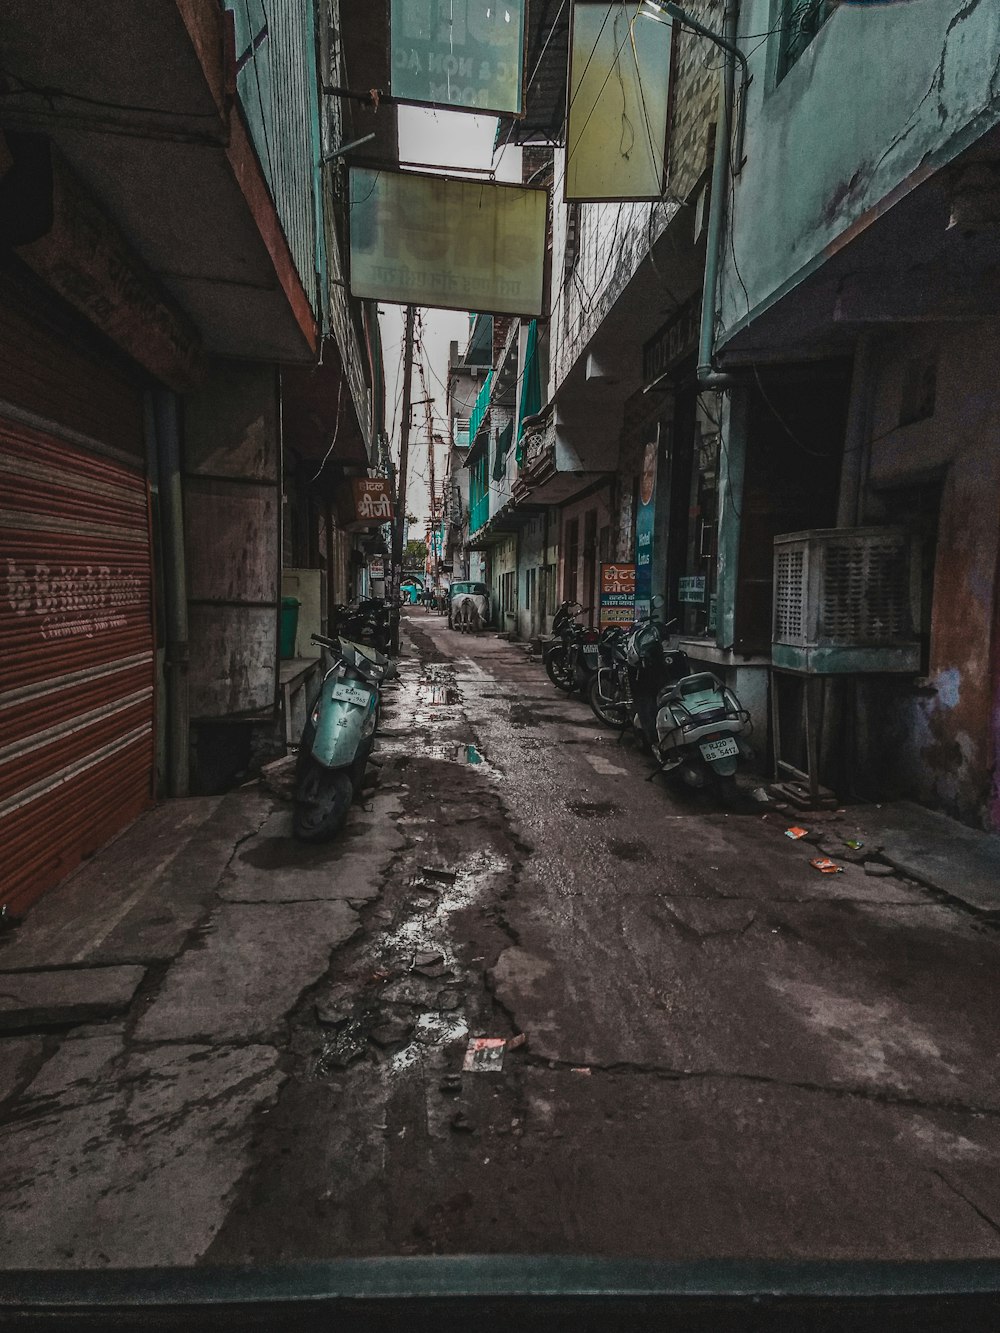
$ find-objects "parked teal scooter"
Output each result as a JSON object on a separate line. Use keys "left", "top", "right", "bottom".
{"left": 293, "top": 633, "right": 396, "bottom": 841}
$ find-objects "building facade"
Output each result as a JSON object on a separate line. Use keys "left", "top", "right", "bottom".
{"left": 0, "top": 0, "right": 391, "bottom": 910}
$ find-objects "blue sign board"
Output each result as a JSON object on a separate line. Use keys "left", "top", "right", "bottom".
{"left": 634, "top": 435, "right": 658, "bottom": 619}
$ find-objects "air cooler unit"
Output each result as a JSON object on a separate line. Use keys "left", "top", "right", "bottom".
{"left": 772, "top": 527, "right": 921, "bottom": 674}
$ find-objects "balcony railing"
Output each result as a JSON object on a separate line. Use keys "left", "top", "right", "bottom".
{"left": 469, "top": 371, "right": 493, "bottom": 443}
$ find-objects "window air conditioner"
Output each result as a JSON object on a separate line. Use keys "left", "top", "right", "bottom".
{"left": 772, "top": 527, "right": 921, "bottom": 674}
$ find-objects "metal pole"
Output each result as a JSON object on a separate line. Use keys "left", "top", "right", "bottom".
{"left": 151, "top": 388, "right": 190, "bottom": 797}
{"left": 390, "top": 304, "right": 415, "bottom": 653}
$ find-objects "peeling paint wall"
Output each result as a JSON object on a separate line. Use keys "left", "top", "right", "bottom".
{"left": 854, "top": 324, "right": 1000, "bottom": 829}
{"left": 719, "top": 0, "right": 1000, "bottom": 341}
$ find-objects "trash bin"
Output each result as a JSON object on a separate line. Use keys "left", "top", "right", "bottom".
{"left": 280, "top": 596, "right": 300, "bottom": 658}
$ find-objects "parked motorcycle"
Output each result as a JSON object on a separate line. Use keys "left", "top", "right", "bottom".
{"left": 331, "top": 598, "right": 390, "bottom": 651}
{"left": 293, "top": 632, "right": 396, "bottom": 841}
{"left": 542, "top": 601, "right": 591, "bottom": 693}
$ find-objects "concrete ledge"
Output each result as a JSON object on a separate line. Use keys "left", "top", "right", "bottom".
{"left": 0, "top": 965, "right": 146, "bottom": 1031}
{"left": 848, "top": 802, "right": 1000, "bottom": 915}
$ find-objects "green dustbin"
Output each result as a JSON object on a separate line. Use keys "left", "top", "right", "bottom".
{"left": 280, "top": 596, "right": 300, "bottom": 658}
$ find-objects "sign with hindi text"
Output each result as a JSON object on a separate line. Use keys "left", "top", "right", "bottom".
{"left": 353, "top": 478, "right": 394, "bottom": 525}
{"left": 600, "top": 562, "right": 636, "bottom": 629}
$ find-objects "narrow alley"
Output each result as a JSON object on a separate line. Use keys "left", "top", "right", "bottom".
{"left": 3, "top": 609, "right": 1000, "bottom": 1269}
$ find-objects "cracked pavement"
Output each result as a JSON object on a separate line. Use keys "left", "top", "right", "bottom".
{"left": 3, "top": 608, "right": 1000, "bottom": 1266}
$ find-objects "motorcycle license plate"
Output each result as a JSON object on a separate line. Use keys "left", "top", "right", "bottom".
{"left": 332, "top": 683, "right": 370, "bottom": 708}
{"left": 583, "top": 646, "right": 599, "bottom": 658}
{"left": 700, "top": 736, "right": 738, "bottom": 761}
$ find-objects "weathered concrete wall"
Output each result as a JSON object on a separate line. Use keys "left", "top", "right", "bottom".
{"left": 720, "top": 0, "right": 1000, "bottom": 341}
{"left": 183, "top": 361, "right": 280, "bottom": 720}
{"left": 557, "top": 487, "right": 613, "bottom": 628}
{"left": 491, "top": 534, "right": 518, "bottom": 632}
{"left": 512, "top": 513, "right": 560, "bottom": 641}
{"left": 855, "top": 324, "right": 1000, "bottom": 829}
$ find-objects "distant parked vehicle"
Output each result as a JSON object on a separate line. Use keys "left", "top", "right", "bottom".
{"left": 448, "top": 581, "right": 490, "bottom": 631}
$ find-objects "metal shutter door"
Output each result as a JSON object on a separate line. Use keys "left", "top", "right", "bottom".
{"left": 0, "top": 416, "right": 154, "bottom": 913}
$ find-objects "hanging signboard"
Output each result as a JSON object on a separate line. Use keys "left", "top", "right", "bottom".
{"left": 599, "top": 562, "right": 636, "bottom": 629}
{"left": 349, "top": 167, "right": 547, "bottom": 316}
{"left": 565, "top": 1, "right": 672, "bottom": 202}
{"left": 390, "top": 0, "right": 526, "bottom": 115}
{"left": 353, "top": 477, "right": 394, "bottom": 524}
{"left": 369, "top": 556, "right": 385, "bottom": 580}
{"left": 634, "top": 432, "right": 658, "bottom": 619}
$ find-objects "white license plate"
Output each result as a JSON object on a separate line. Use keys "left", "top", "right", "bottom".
{"left": 332, "top": 683, "right": 371, "bottom": 708}
{"left": 700, "top": 736, "right": 739, "bottom": 761}
{"left": 583, "top": 646, "right": 599, "bottom": 657}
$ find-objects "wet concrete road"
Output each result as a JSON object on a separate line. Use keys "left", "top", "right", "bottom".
{"left": 208, "top": 611, "right": 1000, "bottom": 1263}
{"left": 4, "top": 607, "right": 1000, "bottom": 1267}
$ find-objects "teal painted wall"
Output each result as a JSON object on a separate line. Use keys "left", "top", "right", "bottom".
{"left": 719, "top": 0, "right": 1000, "bottom": 343}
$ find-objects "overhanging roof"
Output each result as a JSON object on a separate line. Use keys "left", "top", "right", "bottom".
{"left": 1, "top": 0, "right": 318, "bottom": 366}
{"left": 509, "top": 0, "right": 570, "bottom": 144}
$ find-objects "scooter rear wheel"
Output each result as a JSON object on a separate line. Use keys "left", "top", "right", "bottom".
{"left": 293, "top": 763, "right": 354, "bottom": 841}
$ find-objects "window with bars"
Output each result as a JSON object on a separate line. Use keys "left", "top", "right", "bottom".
{"left": 776, "top": 0, "right": 837, "bottom": 82}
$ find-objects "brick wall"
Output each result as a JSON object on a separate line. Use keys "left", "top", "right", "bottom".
{"left": 667, "top": 0, "right": 721, "bottom": 203}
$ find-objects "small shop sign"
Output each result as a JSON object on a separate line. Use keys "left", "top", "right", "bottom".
{"left": 353, "top": 478, "right": 393, "bottom": 524}
{"left": 678, "top": 575, "right": 706, "bottom": 604}
{"left": 599, "top": 562, "right": 636, "bottom": 629}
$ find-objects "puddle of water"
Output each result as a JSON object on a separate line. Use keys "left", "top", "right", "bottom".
{"left": 375, "top": 849, "right": 511, "bottom": 964}
{"left": 389, "top": 1044, "right": 423, "bottom": 1073}
{"left": 425, "top": 684, "right": 460, "bottom": 705}
{"left": 412, "top": 1012, "right": 469, "bottom": 1046}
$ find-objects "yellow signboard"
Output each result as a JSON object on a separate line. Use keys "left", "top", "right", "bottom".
{"left": 349, "top": 167, "right": 547, "bottom": 316}
{"left": 566, "top": 1, "right": 672, "bottom": 202}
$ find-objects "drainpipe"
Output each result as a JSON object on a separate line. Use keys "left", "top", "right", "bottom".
{"left": 645, "top": 1, "right": 748, "bottom": 389}
{"left": 153, "top": 388, "right": 190, "bottom": 798}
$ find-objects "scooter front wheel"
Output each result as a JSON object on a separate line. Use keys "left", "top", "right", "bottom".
{"left": 293, "top": 763, "right": 354, "bottom": 841}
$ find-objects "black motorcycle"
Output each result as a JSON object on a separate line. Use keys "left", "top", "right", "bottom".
{"left": 543, "top": 601, "right": 591, "bottom": 693}
{"left": 331, "top": 598, "right": 390, "bottom": 651}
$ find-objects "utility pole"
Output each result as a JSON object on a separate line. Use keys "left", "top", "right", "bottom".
{"left": 390, "top": 303, "right": 415, "bottom": 654}
{"left": 415, "top": 334, "right": 439, "bottom": 590}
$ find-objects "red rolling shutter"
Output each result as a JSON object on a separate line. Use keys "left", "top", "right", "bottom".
{"left": 0, "top": 416, "right": 155, "bottom": 913}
